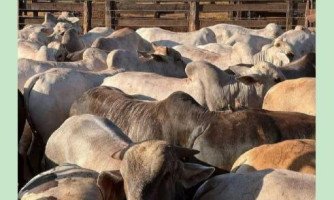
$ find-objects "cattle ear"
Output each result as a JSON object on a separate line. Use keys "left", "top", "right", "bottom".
{"left": 180, "top": 163, "right": 215, "bottom": 189}
{"left": 111, "top": 147, "right": 129, "bottom": 160}
{"left": 151, "top": 54, "right": 166, "bottom": 62}
{"left": 228, "top": 64, "right": 253, "bottom": 77}
{"left": 97, "top": 171, "right": 125, "bottom": 200}
{"left": 236, "top": 74, "right": 261, "bottom": 85}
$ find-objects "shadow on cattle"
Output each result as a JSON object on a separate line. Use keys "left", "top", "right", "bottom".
{"left": 194, "top": 169, "right": 274, "bottom": 200}
{"left": 288, "top": 151, "right": 315, "bottom": 173}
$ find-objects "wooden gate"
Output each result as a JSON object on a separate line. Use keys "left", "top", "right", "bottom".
{"left": 19, "top": 0, "right": 312, "bottom": 32}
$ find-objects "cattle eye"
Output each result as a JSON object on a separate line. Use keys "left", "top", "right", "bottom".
{"left": 275, "top": 42, "right": 281, "bottom": 47}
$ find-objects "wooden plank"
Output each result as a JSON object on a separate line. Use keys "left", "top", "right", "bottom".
{"left": 115, "top": 3, "right": 189, "bottom": 11}
{"left": 200, "top": 18, "right": 287, "bottom": 28}
{"left": 27, "top": 3, "right": 83, "bottom": 12}
{"left": 286, "top": 0, "right": 293, "bottom": 30}
{"left": 91, "top": 19, "right": 106, "bottom": 27}
{"left": 188, "top": 0, "right": 199, "bottom": 31}
{"left": 114, "top": 0, "right": 286, "bottom": 2}
{"left": 105, "top": 0, "right": 112, "bottom": 28}
{"left": 23, "top": 18, "right": 45, "bottom": 24}
{"left": 201, "top": 3, "right": 287, "bottom": 12}
{"left": 117, "top": 18, "right": 188, "bottom": 27}
{"left": 19, "top": 9, "right": 63, "bottom": 13}
{"left": 83, "top": 1, "right": 92, "bottom": 33}
{"left": 114, "top": 0, "right": 190, "bottom": 2}
{"left": 18, "top": 16, "right": 44, "bottom": 20}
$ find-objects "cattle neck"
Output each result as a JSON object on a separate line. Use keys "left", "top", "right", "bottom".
{"left": 161, "top": 95, "right": 218, "bottom": 148}
{"left": 194, "top": 66, "right": 239, "bottom": 110}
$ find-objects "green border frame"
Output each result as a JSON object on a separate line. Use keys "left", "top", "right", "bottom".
{"left": 317, "top": 0, "right": 334, "bottom": 199}
{"left": 0, "top": 1, "right": 18, "bottom": 199}
{"left": 0, "top": 0, "right": 332, "bottom": 199}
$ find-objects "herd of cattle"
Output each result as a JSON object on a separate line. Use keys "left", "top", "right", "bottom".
{"left": 18, "top": 12, "right": 316, "bottom": 200}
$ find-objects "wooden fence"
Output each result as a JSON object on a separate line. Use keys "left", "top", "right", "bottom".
{"left": 18, "top": 0, "right": 312, "bottom": 32}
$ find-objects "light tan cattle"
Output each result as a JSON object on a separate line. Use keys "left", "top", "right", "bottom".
{"left": 262, "top": 78, "right": 315, "bottom": 115}
{"left": 231, "top": 139, "right": 315, "bottom": 175}
{"left": 19, "top": 164, "right": 125, "bottom": 200}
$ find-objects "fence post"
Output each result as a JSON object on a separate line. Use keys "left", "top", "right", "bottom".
{"left": 83, "top": 0, "right": 92, "bottom": 34}
{"left": 32, "top": 0, "right": 38, "bottom": 17}
{"left": 188, "top": 0, "right": 199, "bottom": 32}
{"left": 105, "top": 0, "right": 116, "bottom": 29}
{"left": 286, "top": 0, "right": 293, "bottom": 30}
{"left": 305, "top": 0, "right": 310, "bottom": 27}
{"left": 154, "top": 1, "right": 161, "bottom": 18}
{"left": 236, "top": 0, "right": 241, "bottom": 20}
{"left": 105, "top": 0, "right": 111, "bottom": 28}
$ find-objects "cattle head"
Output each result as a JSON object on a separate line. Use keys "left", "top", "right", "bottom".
{"left": 28, "top": 31, "right": 50, "bottom": 45}
{"left": 257, "top": 39, "right": 295, "bottom": 67}
{"left": 274, "top": 39, "right": 295, "bottom": 61}
{"left": 263, "top": 23, "right": 284, "bottom": 38}
{"left": 62, "top": 28, "right": 85, "bottom": 53}
{"left": 107, "top": 49, "right": 139, "bottom": 69}
{"left": 47, "top": 41, "right": 68, "bottom": 61}
{"left": 83, "top": 47, "right": 108, "bottom": 71}
{"left": 49, "top": 21, "right": 80, "bottom": 41}
{"left": 150, "top": 44, "right": 186, "bottom": 66}
{"left": 57, "top": 12, "right": 82, "bottom": 34}
{"left": 42, "top": 12, "right": 57, "bottom": 29}
{"left": 19, "top": 164, "right": 125, "bottom": 200}
{"left": 92, "top": 37, "right": 113, "bottom": 51}
{"left": 113, "top": 140, "right": 215, "bottom": 200}
{"left": 230, "top": 61, "right": 286, "bottom": 96}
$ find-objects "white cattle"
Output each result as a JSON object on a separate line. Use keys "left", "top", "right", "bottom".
{"left": 193, "top": 169, "right": 315, "bottom": 200}
{"left": 224, "top": 32, "right": 273, "bottom": 53}
{"left": 18, "top": 47, "right": 108, "bottom": 92}
{"left": 19, "top": 164, "right": 125, "bottom": 200}
{"left": 45, "top": 114, "right": 132, "bottom": 172}
{"left": 92, "top": 27, "right": 153, "bottom": 54}
{"left": 18, "top": 13, "right": 57, "bottom": 40}
{"left": 23, "top": 68, "right": 122, "bottom": 143}
{"left": 276, "top": 25, "right": 315, "bottom": 59}
{"left": 173, "top": 42, "right": 254, "bottom": 70}
{"left": 253, "top": 39, "right": 295, "bottom": 67}
{"left": 174, "top": 39, "right": 294, "bottom": 70}
{"left": 197, "top": 43, "right": 232, "bottom": 54}
{"left": 107, "top": 47, "right": 186, "bottom": 77}
{"left": 102, "top": 61, "right": 285, "bottom": 111}
{"left": 136, "top": 27, "right": 217, "bottom": 47}
{"left": 18, "top": 41, "right": 66, "bottom": 62}
{"left": 61, "top": 27, "right": 114, "bottom": 53}
{"left": 81, "top": 27, "right": 114, "bottom": 47}
{"left": 208, "top": 23, "right": 283, "bottom": 43}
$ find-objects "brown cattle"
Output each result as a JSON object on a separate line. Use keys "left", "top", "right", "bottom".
{"left": 70, "top": 86, "right": 315, "bottom": 170}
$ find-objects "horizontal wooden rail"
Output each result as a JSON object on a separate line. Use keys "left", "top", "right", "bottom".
{"left": 27, "top": 3, "right": 83, "bottom": 12}
{"left": 18, "top": 0, "right": 311, "bottom": 31}
{"left": 114, "top": 3, "right": 189, "bottom": 11}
